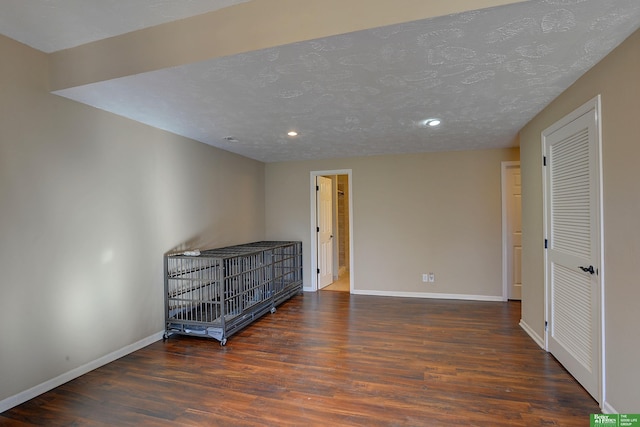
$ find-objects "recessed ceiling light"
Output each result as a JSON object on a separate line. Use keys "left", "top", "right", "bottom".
{"left": 422, "top": 118, "right": 441, "bottom": 127}
{"left": 287, "top": 131, "right": 298, "bottom": 137}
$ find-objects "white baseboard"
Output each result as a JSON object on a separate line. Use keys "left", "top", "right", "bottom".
{"left": 304, "top": 287, "right": 504, "bottom": 302}
{"left": 0, "top": 331, "right": 165, "bottom": 414}
{"left": 600, "top": 401, "right": 617, "bottom": 414}
{"left": 519, "top": 319, "right": 545, "bottom": 350}
{"left": 351, "top": 289, "right": 504, "bottom": 302}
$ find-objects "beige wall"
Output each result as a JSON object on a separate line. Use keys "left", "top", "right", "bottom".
{"left": 0, "top": 35, "right": 265, "bottom": 403}
{"left": 520, "top": 29, "right": 640, "bottom": 413}
{"left": 265, "top": 148, "right": 519, "bottom": 298}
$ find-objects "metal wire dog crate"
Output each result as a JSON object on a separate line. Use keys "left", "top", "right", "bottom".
{"left": 164, "top": 241, "right": 302, "bottom": 345}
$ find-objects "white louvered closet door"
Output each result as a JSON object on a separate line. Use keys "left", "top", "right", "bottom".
{"left": 544, "top": 99, "right": 601, "bottom": 402}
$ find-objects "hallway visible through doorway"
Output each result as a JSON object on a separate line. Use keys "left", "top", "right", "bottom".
{"left": 321, "top": 269, "right": 350, "bottom": 292}
{"left": 311, "top": 169, "right": 353, "bottom": 293}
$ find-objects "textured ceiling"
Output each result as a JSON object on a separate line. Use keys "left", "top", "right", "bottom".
{"left": 2, "top": 0, "right": 640, "bottom": 163}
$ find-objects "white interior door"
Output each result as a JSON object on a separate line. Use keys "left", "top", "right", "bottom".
{"left": 317, "top": 176, "right": 334, "bottom": 289}
{"left": 506, "top": 164, "right": 522, "bottom": 300}
{"left": 543, "top": 97, "right": 602, "bottom": 402}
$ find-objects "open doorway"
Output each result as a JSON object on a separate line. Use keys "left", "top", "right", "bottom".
{"left": 310, "top": 170, "right": 353, "bottom": 293}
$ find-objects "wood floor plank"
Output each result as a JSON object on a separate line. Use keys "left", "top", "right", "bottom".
{"left": 0, "top": 292, "right": 600, "bottom": 426}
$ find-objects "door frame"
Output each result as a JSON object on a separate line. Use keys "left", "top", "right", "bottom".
{"left": 501, "top": 161, "right": 521, "bottom": 301}
{"left": 541, "top": 95, "right": 605, "bottom": 405}
{"left": 309, "top": 169, "right": 354, "bottom": 292}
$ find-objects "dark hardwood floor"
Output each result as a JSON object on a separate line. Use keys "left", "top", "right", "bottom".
{"left": 1, "top": 292, "right": 599, "bottom": 426}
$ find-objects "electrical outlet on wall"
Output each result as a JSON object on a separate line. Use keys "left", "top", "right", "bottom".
{"left": 422, "top": 273, "right": 436, "bottom": 283}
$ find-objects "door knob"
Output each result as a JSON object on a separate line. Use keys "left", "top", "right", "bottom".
{"left": 579, "top": 265, "right": 595, "bottom": 275}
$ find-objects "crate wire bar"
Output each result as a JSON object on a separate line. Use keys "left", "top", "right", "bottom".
{"left": 164, "top": 241, "right": 302, "bottom": 345}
